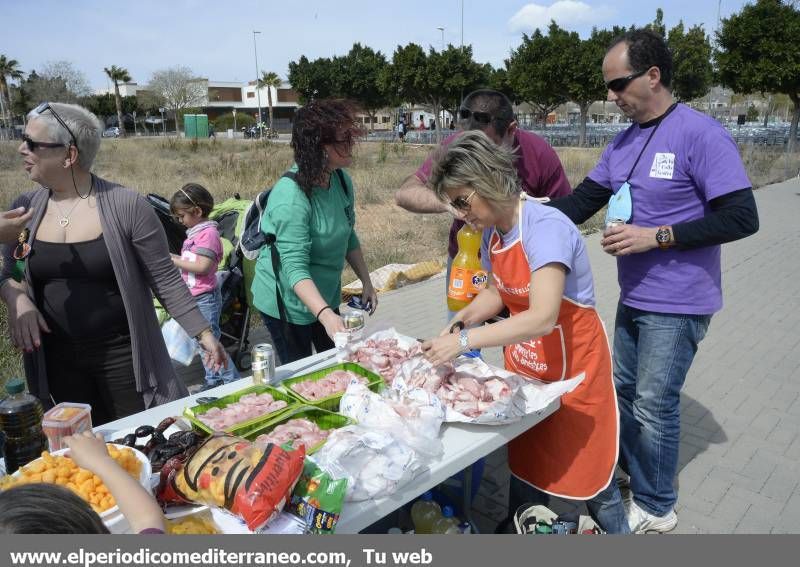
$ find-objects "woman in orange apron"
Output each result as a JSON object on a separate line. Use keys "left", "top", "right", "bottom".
{"left": 422, "top": 131, "right": 628, "bottom": 533}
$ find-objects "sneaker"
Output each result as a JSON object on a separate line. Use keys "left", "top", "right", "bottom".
{"left": 626, "top": 500, "right": 678, "bottom": 534}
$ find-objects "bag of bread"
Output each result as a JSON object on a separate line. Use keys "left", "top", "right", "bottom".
{"left": 157, "top": 433, "right": 305, "bottom": 531}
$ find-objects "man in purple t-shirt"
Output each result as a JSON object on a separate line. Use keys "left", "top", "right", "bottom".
{"left": 395, "top": 89, "right": 571, "bottom": 315}
{"left": 549, "top": 30, "right": 759, "bottom": 534}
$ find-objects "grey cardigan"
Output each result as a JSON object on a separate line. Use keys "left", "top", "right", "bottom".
{"left": 1, "top": 176, "right": 209, "bottom": 408}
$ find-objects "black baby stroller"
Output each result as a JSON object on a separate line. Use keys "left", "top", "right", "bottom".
{"left": 146, "top": 193, "right": 254, "bottom": 371}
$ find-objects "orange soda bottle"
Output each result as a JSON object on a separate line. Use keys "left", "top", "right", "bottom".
{"left": 447, "top": 224, "right": 488, "bottom": 312}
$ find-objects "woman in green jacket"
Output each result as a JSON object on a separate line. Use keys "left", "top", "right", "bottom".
{"left": 251, "top": 100, "right": 378, "bottom": 364}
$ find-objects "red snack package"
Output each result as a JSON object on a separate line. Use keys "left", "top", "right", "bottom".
{"left": 160, "top": 433, "right": 305, "bottom": 531}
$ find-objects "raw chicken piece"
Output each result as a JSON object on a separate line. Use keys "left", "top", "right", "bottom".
{"left": 346, "top": 337, "right": 423, "bottom": 384}
{"left": 290, "top": 371, "right": 366, "bottom": 400}
{"left": 197, "top": 393, "right": 288, "bottom": 431}
{"left": 254, "top": 418, "right": 330, "bottom": 450}
{"left": 424, "top": 370, "right": 514, "bottom": 418}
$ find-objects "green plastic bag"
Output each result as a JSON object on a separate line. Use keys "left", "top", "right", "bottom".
{"left": 289, "top": 458, "right": 348, "bottom": 534}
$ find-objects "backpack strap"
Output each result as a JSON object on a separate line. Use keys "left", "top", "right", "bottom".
{"left": 334, "top": 168, "right": 348, "bottom": 196}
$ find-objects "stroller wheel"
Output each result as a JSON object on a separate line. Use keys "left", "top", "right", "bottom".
{"left": 236, "top": 351, "right": 252, "bottom": 371}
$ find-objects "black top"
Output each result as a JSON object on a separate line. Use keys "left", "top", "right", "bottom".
{"left": 29, "top": 235, "right": 130, "bottom": 340}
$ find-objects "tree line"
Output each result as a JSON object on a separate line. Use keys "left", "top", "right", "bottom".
{"left": 289, "top": 1, "right": 798, "bottom": 147}
{"left": 2, "top": 1, "right": 799, "bottom": 146}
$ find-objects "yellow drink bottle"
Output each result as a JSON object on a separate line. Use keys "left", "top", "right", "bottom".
{"left": 447, "top": 224, "right": 488, "bottom": 312}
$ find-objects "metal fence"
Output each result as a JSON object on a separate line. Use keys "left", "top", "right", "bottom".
{"left": 364, "top": 123, "right": 800, "bottom": 148}
{"left": 521, "top": 123, "right": 800, "bottom": 148}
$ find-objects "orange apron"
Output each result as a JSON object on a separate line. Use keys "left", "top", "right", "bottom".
{"left": 491, "top": 200, "right": 618, "bottom": 499}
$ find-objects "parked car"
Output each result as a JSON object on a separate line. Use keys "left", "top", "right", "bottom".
{"left": 103, "top": 126, "right": 120, "bottom": 138}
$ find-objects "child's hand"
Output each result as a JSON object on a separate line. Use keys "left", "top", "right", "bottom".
{"left": 170, "top": 253, "right": 180, "bottom": 262}
{"left": 64, "top": 431, "right": 113, "bottom": 470}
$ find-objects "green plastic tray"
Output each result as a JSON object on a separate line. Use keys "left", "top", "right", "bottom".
{"left": 183, "top": 384, "right": 298, "bottom": 436}
{"left": 280, "top": 362, "right": 384, "bottom": 412}
{"left": 243, "top": 405, "right": 353, "bottom": 454}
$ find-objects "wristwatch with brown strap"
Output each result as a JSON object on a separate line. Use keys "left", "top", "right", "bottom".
{"left": 656, "top": 225, "right": 674, "bottom": 249}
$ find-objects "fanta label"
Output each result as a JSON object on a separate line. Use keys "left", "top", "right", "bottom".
{"left": 448, "top": 268, "right": 488, "bottom": 302}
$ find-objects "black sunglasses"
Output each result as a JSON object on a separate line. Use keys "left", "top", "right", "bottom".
{"left": 458, "top": 107, "right": 493, "bottom": 125}
{"left": 22, "top": 134, "right": 67, "bottom": 152}
{"left": 605, "top": 69, "right": 649, "bottom": 93}
{"left": 33, "top": 102, "right": 77, "bottom": 146}
{"left": 324, "top": 130, "right": 357, "bottom": 147}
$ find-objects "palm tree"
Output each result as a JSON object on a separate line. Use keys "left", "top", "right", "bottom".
{"left": 104, "top": 65, "right": 131, "bottom": 137}
{"left": 257, "top": 71, "right": 282, "bottom": 132}
{"left": 0, "top": 55, "right": 25, "bottom": 131}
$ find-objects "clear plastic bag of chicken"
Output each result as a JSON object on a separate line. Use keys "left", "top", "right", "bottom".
{"left": 395, "top": 356, "right": 584, "bottom": 425}
{"left": 339, "top": 382, "right": 445, "bottom": 458}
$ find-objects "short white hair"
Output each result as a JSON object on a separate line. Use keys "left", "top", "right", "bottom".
{"left": 27, "top": 103, "right": 103, "bottom": 169}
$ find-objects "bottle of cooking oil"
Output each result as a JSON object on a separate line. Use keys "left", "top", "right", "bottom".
{"left": 447, "top": 224, "right": 487, "bottom": 312}
{"left": 0, "top": 378, "right": 46, "bottom": 474}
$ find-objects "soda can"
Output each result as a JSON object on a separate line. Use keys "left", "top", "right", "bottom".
{"left": 606, "top": 218, "right": 625, "bottom": 230}
{"left": 251, "top": 343, "right": 276, "bottom": 385}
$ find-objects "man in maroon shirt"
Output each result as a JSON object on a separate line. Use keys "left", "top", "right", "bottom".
{"left": 395, "top": 89, "right": 572, "bottom": 313}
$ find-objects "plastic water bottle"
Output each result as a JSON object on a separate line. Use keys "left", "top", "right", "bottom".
{"left": 431, "top": 505, "right": 461, "bottom": 534}
{"left": 0, "top": 378, "right": 47, "bottom": 474}
{"left": 410, "top": 491, "right": 442, "bottom": 534}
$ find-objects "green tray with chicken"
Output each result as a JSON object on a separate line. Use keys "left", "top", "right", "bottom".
{"left": 183, "top": 384, "right": 298, "bottom": 436}
{"left": 243, "top": 405, "right": 353, "bottom": 454}
{"left": 280, "top": 362, "right": 384, "bottom": 412}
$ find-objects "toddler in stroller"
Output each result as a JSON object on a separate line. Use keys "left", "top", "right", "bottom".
{"left": 147, "top": 192, "right": 254, "bottom": 378}
{"left": 169, "top": 184, "right": 240, "bottom": 389}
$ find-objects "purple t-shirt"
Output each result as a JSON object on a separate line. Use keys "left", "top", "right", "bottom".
{"left": 480, "top": 199, "right": 596, "bottom": 306}
{"left": 588, "top": 104, "right": 751, "bottom": 315}
{"left": 416, "top": 129, "right": 572, "bottom": 258}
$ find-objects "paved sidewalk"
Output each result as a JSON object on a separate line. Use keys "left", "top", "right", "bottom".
{"left": 365, "top": 177, "right": 800, "bottom": 534}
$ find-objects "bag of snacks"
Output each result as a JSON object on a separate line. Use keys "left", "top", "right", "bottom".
{"left": 166, "top": 508, "right": 220, "bottom": 535}
{"left": 289, "top": 458, "right": 348, "bottom": 534}
{"left": 157, "top": 434, "right": 304, "bottom": 531}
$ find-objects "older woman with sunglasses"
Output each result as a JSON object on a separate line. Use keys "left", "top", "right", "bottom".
{"left": 0, "top": 102, "right": 227, "bottom": 424}
{"left": 251, "top": 99, "right": 377, "bottom": 364}
{"left": 421, "top": 131, "right": 629, "bottom": 533}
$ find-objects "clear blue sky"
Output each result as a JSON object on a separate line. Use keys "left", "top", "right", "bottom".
{"left": 1, "top": 0, "right": 749, "bottom": 90}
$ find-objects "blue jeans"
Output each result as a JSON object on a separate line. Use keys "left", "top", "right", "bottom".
{"left": 195, "top": 289, "right": 240, "bottom": 386}
{"left": 613, "top": 302, "right": 711, "bottom": 516}
{"left": 509, "top": 475, "right": 630, "bottom": 534}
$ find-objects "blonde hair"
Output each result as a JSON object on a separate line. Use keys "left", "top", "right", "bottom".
{"left": 428, "top": 130, "right": 520, "bottom": 207}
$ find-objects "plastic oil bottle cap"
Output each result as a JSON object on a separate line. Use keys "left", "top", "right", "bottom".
{"left": 5, "top": 378, "right": 25, "bottom": 395}
{"left": 442, "top": 506, "right": 455, "bottom": 518}
{"left": 421, "top": 491, "right": 433, "bottom": 501}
